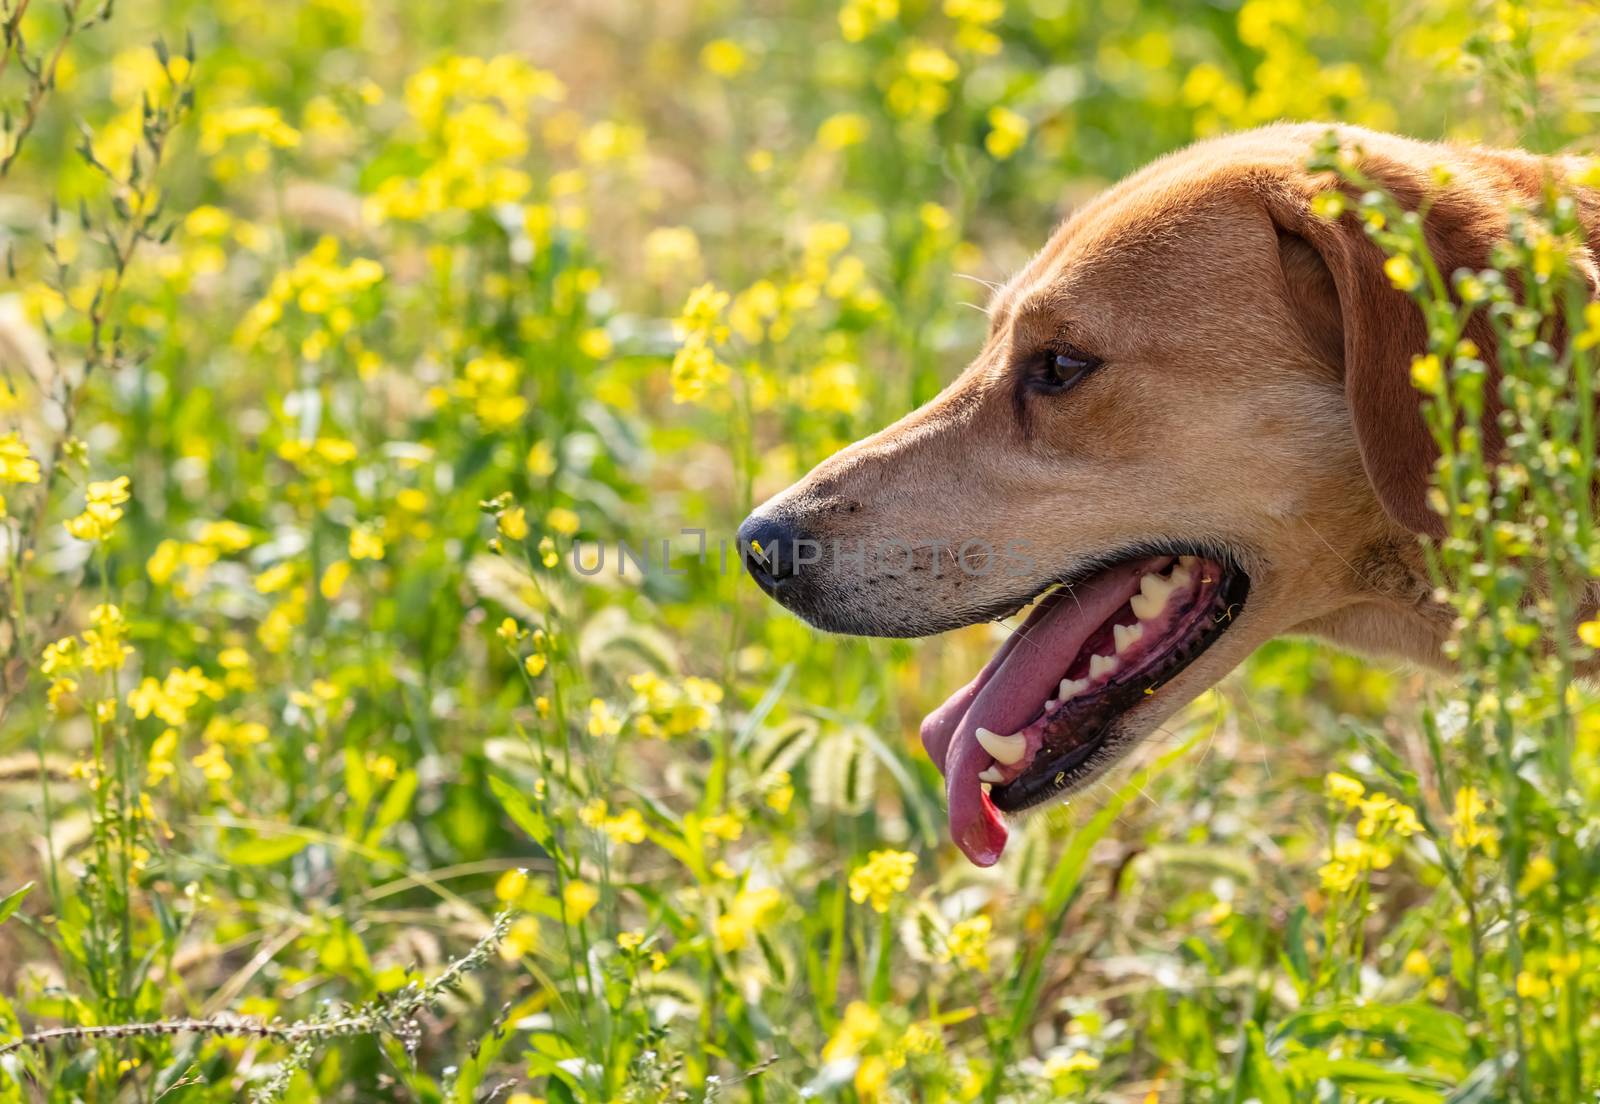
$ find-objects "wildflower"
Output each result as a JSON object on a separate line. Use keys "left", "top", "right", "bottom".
{"left": 147, "top": 729, "right": 179, "bottom": 786}
{"left": 546, "top": 506, "right": 580, "bottom": 535}
{"left": 64, "top": 477, "right": 132, "bottom": 543}
{"left": 617, "top": 930, "right": 645, "bottom": 952}
{"left": 192, "top": 741, "right": 233, "bottom": 784}
{"left": 714, "top": 885, "right": 780, "bottom": 951}
{"left": 255, "top": 562, "right": 297, "bottom": 593}
{"left": 944, "top": 914, "right": 992, "bottom": 972}
{"left": 0, "top": 432, "right": 41, "bottom": 484}
{"left": 700, "top": 812, "right": 743, "bottom": 842}
{"left": 1410, "top": 353, "right": 1443, "bottom": 392}
{"left": 700, "top": 38, "right": 747, "bottom": 77}
{"left": 349, "top": 525, "right": 386, "bottom": 561}
{"left": 495, "top": 867, "right": 530, "bottom": 902}
{"left": 602, "top": 808, "right": 647, "bottom": 845}
{"left": 320, "top": 560, "right": 351, "bottom": 600}
{"left": 497, "top": 506, "right": 529, "bottom": 541}
{"left": 587, "top": 698, "right": 621, "bottom": 737}
{"left": 82, "top": 604, "right": 133, "bottom": 672}
{"left": 46, "top": 677, "right": 78, "bottom": 714}
{"left": 984, "top": 106, "right": 1028, "bottom": 159}
{"left": 538, "top": 537, "right": 559, "bottom": 568}
{"left": 1578, "top": 619, "right": 1600, "bottom": 648}
{"left": 849, "top": 849, "right": 917, "bottom": 913}
{"left": 823, "top": 1000, "right": 881, "bottom": 1062}
{"left": 523, "top": 653, "right": 547, "bottom": 677}
{"left": 1383, "top": 254, "right": 1421, "bottom": 291}
{"left": 1318, "top": 837, "right": 1389, "bottom": 893}
{"left": 1403, "top": 949, "right": 1432, "bottom": 977}
{"left": 765, "top": 771, "right": 795, "bottom": 814}
{"left": 817, "top": 112, "right": 869, "bottom": 150}
{"left": 839, "top": 0, "right": 898, "bottom": 41}
{"left": 1323, "top": 771, "right": 1365, "bottom": 807}
{"left": 1451, "top": 786, "right": 1498, "bottom": 855}
{"left": 562, "top": 880, "right": 599, "bottom": 920}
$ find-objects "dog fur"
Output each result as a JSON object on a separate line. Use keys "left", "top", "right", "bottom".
{"left": 741, "top": 123, "right": 1600, "bottom": 797}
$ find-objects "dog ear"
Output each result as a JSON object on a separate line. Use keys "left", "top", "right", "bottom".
{"left": 1261, "top": 166, "right": 1508, "bottom": 539}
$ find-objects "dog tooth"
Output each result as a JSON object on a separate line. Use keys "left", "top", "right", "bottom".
{"left": 975, "top": 726, "right": 1026, "bottom": 765}
{"left": 1088, "top": 653, "right": 1119, "bottom": 680}
{"left": 1113, "top": 622, "right": 1145, "bottom": 653}
{"left": 1131, "top": 590, "right": 1166, "bottom": 620}
{"left": 1043, "top": 698, "right": 1059, "bottom": 712}
{"left": 979, "top": 765, "right": 1005, "bottom": 783}
{"left": 1140, "top": 571, "right": 1176, "bottom": 602}
{"left": 1058, "top": 677, "right": 1089, "bottom": 700}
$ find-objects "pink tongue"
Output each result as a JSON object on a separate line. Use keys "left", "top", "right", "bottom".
{"left": 937, "top": 559, "right": 1164, "bottom": 866}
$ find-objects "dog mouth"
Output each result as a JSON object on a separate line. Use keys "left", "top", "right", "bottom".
{"left": 919, "top": 551, "right": 1249, "bottom": 866}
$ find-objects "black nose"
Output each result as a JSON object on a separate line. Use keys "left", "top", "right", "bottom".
{"left": 737, "top": 512, "right": 806, "bottom": 591}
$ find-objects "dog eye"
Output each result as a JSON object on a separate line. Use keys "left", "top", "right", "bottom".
{"left": 1033, "top": 348, "right": 1101, "bottom": 393}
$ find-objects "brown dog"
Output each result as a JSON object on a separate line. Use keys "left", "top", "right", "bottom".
{"left": 737, "top": 124, "right": 1600, "bottom": 866}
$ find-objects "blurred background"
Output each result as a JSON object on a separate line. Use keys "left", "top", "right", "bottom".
{"left": 0, "top": 0, "right": 1598, "bottom": 1099}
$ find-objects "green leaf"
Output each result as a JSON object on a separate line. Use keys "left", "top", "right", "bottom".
{"left": 0, "top": 882, "right": 33, "bottom": 925}
{"left": 488, "top": 772, "right": 551, "bottom": 848}
{"left": 224, "top": 833, "right": 311, "bottom": 866}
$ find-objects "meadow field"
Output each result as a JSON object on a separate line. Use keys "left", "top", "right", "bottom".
{"left": 2, "top": 0, "right": 1600, "bottom": 1099}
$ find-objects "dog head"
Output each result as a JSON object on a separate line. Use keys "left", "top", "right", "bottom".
{"left": 738, "top": 124, "right": 1555, "bottom": 865}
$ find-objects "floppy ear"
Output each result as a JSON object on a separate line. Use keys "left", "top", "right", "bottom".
{"left": 1260, "top": 172, "right": 1507, "bottom": 539}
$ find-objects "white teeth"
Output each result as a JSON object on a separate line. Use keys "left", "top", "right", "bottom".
{"left": 1058, "top": 677, "right": 1088, "bottom": 700}
{"left": 979, "top": 765, "right": 1005, "bottom": 783}
{"left": 1042, "top": 699, "right": 1059, "bottom": 712}
{"left": 975, "top": 727, "right": 1026, "bottom": 765}
{"left": 1113, "top": 622, "right": 1145, "bottom": 653}
{"left": 1131, "top": 572, "right": 1174, "bottom": 620}
{"left": 1088, "top": 653, "right": 1119, "bottom": 680}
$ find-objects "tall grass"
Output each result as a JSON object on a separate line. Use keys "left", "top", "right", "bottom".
{"left": 0, "top": 0, "right": 1596, "bottom": 1100}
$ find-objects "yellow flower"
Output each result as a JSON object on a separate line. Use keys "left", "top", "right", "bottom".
{"left": 1451, "top": 786, "right": 1498, "bottom": 855}
{"left": 64, "top": 476, "right": 132, "bottom": 543}
{"left": 700, "top": 38, "right": 747, "bottom": 78}
{"left": 320, "top": 559, "right": 351, "bottom": 600}
{"left": 944, "top": 914, "right": 992, "bottom": 972}
{"left": 602, "top": 808, "right": 647, "bottom": 845}
{"left": 1410, "top": 353, "right": 1443, "bottom": 392}
{"left": 984, "top": 106, "right": 1028, "bottom": 159}
{"left": 849, "top": 849, "right": 917, "bottom": 913}
{"left": 82, "top": 604, "right": 133, "bottom": 672}
{"left": 839, "top": 0, "right": 899, "bottom": 42}
{"left": 497, "top": 506, "right": 529, "bottom": 541}
{"left": 0, "top": 432, "right": 41, "bottom": 484}
{"left": 1323, "top": 771, "right": 1365, "bottom": 807}
{"left": 523, "top": 652, "right": 547, "bottom": 677}
{"left": 499, "top": 916, "right": 541, "bottom": 962}
{"left": 1578, "top": 619, "right": 1600, "bottom": 648}
{"left": 192, "top": 741, "right": 233, "bottom": 784}
{"left": 146, "top": 728, "right": 179, "bottom": 785}
{"left": 349, "top": 525, "right": 386, "bottom": 561}
{"left": 538, "top": 537, "right": 559, "bottom": 568}
{"left": 562, "top": 880, "right": 599, "bottom": 920}
{"left": 700, "top": 812, "right": 744, "bottom": 842}
{"left": 1403, "top": 949, "right": 1432, "bottom": 977}
{"left": 545, "top": 506, "right": 580, "bottom": 536}
{"left": 587, "top": 698, "right": 621, "bottom": 737}
{"left": 1384, "top": 254, "right": 1421, "bottom": 291}
{"left": 823, "top": 1000, "right": 881, "bottom": 1062}
{"left": 713, "top": 886, "right": 780, "bottom": 951}
{"left": 495, "top": 867, "right": 530, "bottom": 902}
{"left": 817, "top": 112, "right": 869, "bottom": 150}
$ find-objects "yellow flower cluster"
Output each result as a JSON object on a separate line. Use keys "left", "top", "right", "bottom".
{"left": 40, "top": 604, "right": 134, "bottom": 715}
{"left": 64, "top": 477, "right": 131, "bottom": 543}
{"left": 713, "top": 885, "right": 781, "bottom": 952}
{"left": 849, "top": 849, "right": 917, "bottom": 913}
{"left": 0, "top": 431, "right": 41, "bottom": 517}
{"left": 129, "top": 667, "right": 224, "bottom": 728}
{"left": 368, "top": 55, "right": 566, "bottom": 222}
{"left": 626, "top": 671, "right": 723, "bottom": 738}
{"left": 670, "top": 283, "right": 731, "bottom": 405}
{"left": 234, "top": 237, "right": 384, "bottom": 353}
{"left": 1317, "top": 772, "right": 1422, "bottom": 894}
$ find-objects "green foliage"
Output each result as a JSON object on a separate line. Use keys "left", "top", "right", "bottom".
{"left": 0, "top": 0, "right": 1597, "bottom": 1101}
